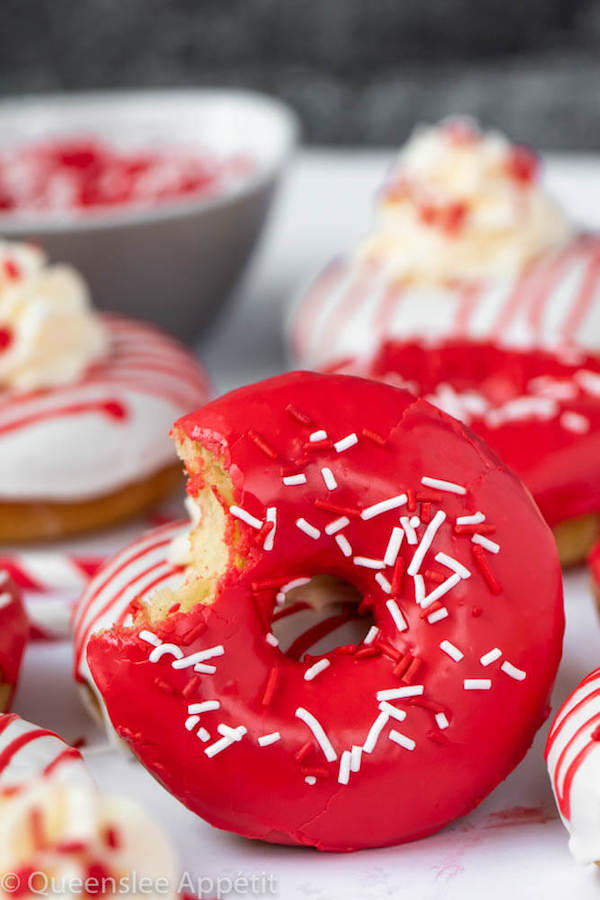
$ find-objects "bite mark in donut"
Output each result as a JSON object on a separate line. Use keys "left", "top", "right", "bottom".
{"left": 86, "top": 372, "right": 564, "bottom": 851}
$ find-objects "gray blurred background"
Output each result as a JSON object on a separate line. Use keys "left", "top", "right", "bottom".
{"left": 2, "top": 0, "right": 599, "bottom": 149}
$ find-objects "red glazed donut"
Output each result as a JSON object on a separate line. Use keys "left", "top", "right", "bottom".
{"left": 334, "top": 340, "right": 600, "bottom": 564}
{"left": 87, "top": 372, "right": 564, "bottom": 851}
{"left": 0, "top": 575, "right": 27, "bottom": 712}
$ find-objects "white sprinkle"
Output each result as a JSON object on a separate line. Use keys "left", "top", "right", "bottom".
{"left": 383, "top": 526, "right": 404, "bottom": 567}
{"left": 205, "top": 725, "right": 247, "bottom": 757}
{"left": 193, "top": 663, "right": 217, "bottom": 675}
{"left": 363, "top": 712, "right": 389, "bottom": 754}
{"left": 0, "top": 570, "right": 8, "bottom": 586}
{"left": 363, "top": 625, "right": 379, "bottom": 645}
{"left": 264, "top": 507, "right": 277, "bottom": 551}
{"left": 427, "top": 607, "right": 449, "bottom": 624}
{"left": 407, "top": 510, "right": 446, "bottom": 576}
{"left": 296, "top": 518, "right": 321, "bottom": 540}
{"left": 413, "top": 574, "right": 425, "bottom": 605}
{"left": 501, "top": 661, "right": 527, "bottom": 681}
{"left": 188, "top": 700, "right": 220, "bottom": 715}
{"left": 561, "top": 411, "right": 590, "bottom": 434}
{"left": 472, "top": 534, "right": 500, "bottom": 554}
{"left": 419, "top": 573, "right": 461, "bottom": 609}
{"left": 435, "top": 552, "right": 471, "bottom": 579}
{"left": 139, "top": 630, "right": 161, "bottom": 647}
{"left": 350, "top": 745, "right": 363, "bottom": 773}
{"left": 172, "top": 645, "right": 225, "bottom": 669}
{"left": 409, "top": 516, "right": 421, "bottom": 529}
{"left": 480, "top": 648, "right": 502, "bottom": 667}
{"left": 377, "top": 685, "right": 424, "bottom": 701}
{"left": 197, "top": 728, "right": 210, "bottom": 742}
{"left": 229, "top": 505, "right": 263, "bottom": 530}
{"left": 379, "top": 701, "right": 407, "bottom": 722}
{"left": 389, "top": 730, "right": 416, "bottom": 751}
{"left": 309, "top": 429, "right": 328, "bottom": 442}
{"left": 185, "top": 715, "right": 200, "bottom": 732}
{"left": 0, "top": 592, "right": 12, "bottom": 610}
{"left": 149, "top": 643, "right": 183, "bottom": 663}
{"left": 400, "top": 516, "right": 418, "bottom": 545}
{"left": 456, "top": 512, "right": 485, "bottom": 526}
{"left": 464, "top": 679, "right": 492, "bottom": 690}
{"left": 335, "top": 534, "right": 353, "bottom": 557}
{"left": 321, "top": 467, "right": 338, "bottom": 491}
{"left": 325, "top": 516, "right": 349, "bottom": 535}
{"left": 280, "top": 576, "right": 310, "bottom": 595}
{"left": 258, "top": 732, "right": 281, "bottom": 747}
{"left": 334, "top": 433, "right": 358, "bottom": 453}
{"left": 296, "top": 708, "right": 337, "bottom": 762}
{"left": 338, "top": 750, "right": 352, "bottom": 785}
{"left": 435, "top": 713, "right": 450, "bottom": 730}
{"left": 304, "top": 659, "right": 331, "bottom": 681}
{"left": 386, "top": 598, "right": 408, "bottom": 632}
{"left": 217, "top": 724, "right": 247, "bottom": 741}
{"left": 266, "top": 632, "right": 279, "bottom": 647}
{"left": 421, "top": 476, "right": 467, "bottom": 495}
{"left": 375, "top": 573, "right": 392, "bottom": 594}
{"left": 283, "top": 474, "right": 307, "bottom": 486}
{"left": 353, "top": 556, "right": 386, "bottom": 569}
{"left": 440, "top": 640, "right": 464, "bottom": 662}
{"left": 361, "top": 493, "right": 407, "bottom": 520}
{"left": 305, "top": 776, "right": 317, "bottom": 785}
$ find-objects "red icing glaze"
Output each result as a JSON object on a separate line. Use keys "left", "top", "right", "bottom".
{"left": 87, "top": 372, "right": 564, "bottom": 851}
{"left": 0, "top": 578, "right": 28, "bottom": 710}
{"left": 334, "top": 340, "right": 600, "bottom": 529}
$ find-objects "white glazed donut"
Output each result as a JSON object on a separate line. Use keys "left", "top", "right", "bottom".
{"left": 0, "top": 315, "right": 209, "bottom": 503}
{"left": 0, "top": 713, "right": 91, "bottom": 791}
{"left": 0, "top": 714, "right": 179, "bottom": 900}
{"left": 289, "top": 235, "right": 600, "bottom": 371}
{"left": 546, "top": 667, "right": 600, "bottom": 865}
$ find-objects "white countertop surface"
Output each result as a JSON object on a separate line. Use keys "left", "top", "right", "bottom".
{"left": 14, "top": 150, "right": 600, "bottom": 898}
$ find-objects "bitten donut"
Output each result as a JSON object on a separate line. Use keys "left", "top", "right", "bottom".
{"left": 0, "top": 576, "right": 28, "bottom": 713}
{"left": 546, "top": 668, "right": 600, "bottom": 865}
{"left": 0, "top": 715, "right": 179, "bottom": 900}
{"left": 0, "top": 241, "right": 210, "bottom": 541}
{"left": 86, "top": 372, "right": 564, "bottom": 851}
{"left": 335, "top": 341, "right": 600, "bottom": 566}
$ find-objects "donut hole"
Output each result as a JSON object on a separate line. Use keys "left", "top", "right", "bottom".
{"left": 271, "top": 575, "right": 374, "bottom": 661}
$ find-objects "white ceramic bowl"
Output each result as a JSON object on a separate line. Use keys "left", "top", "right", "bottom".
{"left": 0, "top": 89, "right": 298, "bottom": 340}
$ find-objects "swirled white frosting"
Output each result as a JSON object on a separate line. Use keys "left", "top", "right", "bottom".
{"left": 358, "top": 119, "right": 572, "bottom": 281}
{"left": 0, "top": 241, "right": 108, "bottom": 393}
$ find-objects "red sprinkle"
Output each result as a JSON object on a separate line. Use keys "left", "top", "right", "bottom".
{"left": 295, "top": 741, "right": 314, "bottom": 763}
{"left": 391, "top": 557, "right": 405, "bottom": 595}
{"left": 314, "top": 499, "right": 362, "bottom": 518}
{"left": 248, "top": 429, "right": 278, "bottom": 460}
{"left": 262, "top": 667, "right": 279, "bottom": 707}
{"left": 0, "top": 326, "right": 13, "bottom": 352}
{"left": 506, "top": 146, "right": 539, "bottom": 185}
{"left": 362, "top": 428, "right": 387, "bottom": 446}
{"left": 103, "top": 825, "right": 122, "bottom": 850}
{"left": 406, "top": 489, "right": 417, "bottom": 513}
{"left": 286, "top": 403, "right": 312, "bottom": 426}
{"left": 3, "top": 259, "right": 20, "bottom": 279}
{"left": 182, "top": 675, "right": 202, "bottom": 699}
{"left": 354, "top": 645, "right": 382, "bottom": 660}
{"left": 420, "top": 501, "right": 431, "bottom": 524}
{"left": 472, "top": 545, "right": 502, "bottom": 595}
